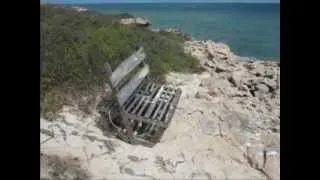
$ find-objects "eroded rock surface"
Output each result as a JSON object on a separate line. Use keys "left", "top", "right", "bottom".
{"left": 41, "top": 39, "right": 279, "bottom": 180}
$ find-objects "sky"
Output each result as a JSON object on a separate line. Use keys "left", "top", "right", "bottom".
{"left": 42, "top": 0, "right": 280, "bottom": 4}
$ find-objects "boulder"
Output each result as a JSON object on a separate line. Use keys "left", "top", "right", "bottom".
{"left": 205, "top": 41, "right": 231, "bottom": 61}
{"left": 151, "top": 28, "right": 160, "bottom": 32}
{"left": 135, "top": 17, "right": 151, "bottom": 26}
{"left": 120, "top": 17, "right": 151, "bottom": 27}
{"left": 71, "top": 6, "right": 88, "bottom": 12}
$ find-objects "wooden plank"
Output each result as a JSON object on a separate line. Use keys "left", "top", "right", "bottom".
{"left": 110, "top": 47, "right": 146, "bottom": 87}
{"left": 126, "top": 95, "right": 141, "bottom": 112}
{"left": 161, "top": 91, "right": 174, "bottom": 102}
{"left": 127, "top": 84, "right": 160, "bottom": 103}
{"left": 116, "top": 64, "right": 150, "bottom": 106}
{"left": 138, "top": 81, "right": 148, "bottom": 92}
{"left": 103, "top": 62, "right": 117, "bottom": 91}
{"left": 157, "top": 102, "right": 170, "bottom": 121}
{"left": 163, "top": 88, "right": 182, "bottom": 124}
{"left": 137, "top": 98, "right": 151, "bottom": 116}
{"left": 152, "top": 101, "right": 165, "bottom": 120}
{"left": 157, "top": 94, "right": 174, "bottom": 122}
{"left": 146, "top": 82, "right": 152, "bottom": 92}
{"left": 149, "top": 84, "right": 161, "bottom": 99}
{"left": 131, "top": 96, "right": 146, "bottom": 114}
{"left": 127, "top": 114, "right": 167, "bottom": 128}
{"left": 150, "top": 83, "right": 156, "bottom": 93}
{"left": 123, "top": 95, "right": 135, "bottom": 109}
{"left": 103, "top": 62, "right": 113, "bottom": 77}
{"left": 137, "top": 81, "right": 151, "bottom": 95}
{"left": 144, "top": 86, "right": 164, "bottom": 118}
{"left": 129, "top": 84, "right": 160, "bottom": 117}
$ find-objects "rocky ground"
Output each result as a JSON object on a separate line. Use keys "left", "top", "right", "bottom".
{"left": 41, "top": 39, "right": 280, "bottom": 180}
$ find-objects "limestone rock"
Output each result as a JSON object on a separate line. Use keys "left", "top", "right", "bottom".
{"left": 71, "top": 6, "right": 88, "bottom": 12}
{"left": 120, "top": 17, "right": 151, "bottom": 27}
{"left": 40, "top": 38, "right": 280, "bottom": 180}
{"left": 254, "top": 84, "right": 270, "bottom": 98}
{"left": 256, "top": 83, "right": 269, "bottom": 92}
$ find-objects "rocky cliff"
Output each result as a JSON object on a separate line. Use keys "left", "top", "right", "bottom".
{"left": 41, "top": 26, "right": 280, "bottom": 180}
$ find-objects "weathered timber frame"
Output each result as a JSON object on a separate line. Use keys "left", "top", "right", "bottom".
{"left": 101, "top": 47, "right": 182, "bottom": 147}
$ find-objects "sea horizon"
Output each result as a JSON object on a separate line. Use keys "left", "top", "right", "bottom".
{"left": 42, "top": 2, "right": 280, "bottom": 61}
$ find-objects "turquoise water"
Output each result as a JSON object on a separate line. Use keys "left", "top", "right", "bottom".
{"left": 72, "top": 3, "right": 280, "bottom": 61}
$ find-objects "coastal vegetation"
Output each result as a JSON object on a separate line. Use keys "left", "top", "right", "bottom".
{"left": 40, "top": 5, "right": 201, "bottom": 116}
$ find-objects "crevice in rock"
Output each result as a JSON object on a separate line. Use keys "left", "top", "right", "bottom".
{"left": 249, "top": 89, "right": 256, "bottom": 97}
{"left": 264, "top": 74, "right": 274, "bottom": 79}
{"left": 260, "top": 82, "right": 275, "bottom": 94}
{"left": 231, "top": 94, "right": 249, "bottom": 98}
{"left": 227, "top": 77, "right": 237, "bottom": 87}
{"left": 127, "top": 155, "right": 148, "bottom": 162}
{"left": 41, "top": 128, "right": 55, "bottom": 137}
{"left": 215, "top": 66, "right": 226, "bottom": 73}
{"left": 244, "top": 147, "right": 272, "bottom": 180}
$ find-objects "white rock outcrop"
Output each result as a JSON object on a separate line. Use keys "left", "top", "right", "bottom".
{"left": 41, "top": 39, "right": 280, "bottom": 180}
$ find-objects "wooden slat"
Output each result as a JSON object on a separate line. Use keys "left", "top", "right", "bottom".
{"left": 123, "top": 95, "right": 135, "bottom": 109}
{"left": 103, "top": 62, "right": 117, "bottom": 92}
{"left": 157, "top": 94, "right": 174, "bottom": 121}
{"left": 131, "top": 96, "right": 146, "bottom": 114}
{"left": 144, "top": 86, "right": 164, "bottom": 118}
{"left": 127, "top": 114, "right": 167, "bottom": 128}
{"left": 157, "top": 103, "right": 170, "bottom": 121}
{"left": 126, "top": 95, "right": 141, "bottom": 112}
{"left": 152, "top": 101, "right": 165, "bottom": 120}
{"left": 137, "top": 82, "right": 151, "bottom": 95}
{"left": 146, "top": 82, "right": 152, "bottom": 92}
{"left": 137, "top": 98, "right": 151, "bottom": 116}
{"left": 116, "top": 64, "right": 150, "bottom": 106}
{"left": 164, "top": 88, "right": 182, "bottom": 124}
{"left": 138, "top": 81, "right": 148, "bottom": 92}
{"left": 150, "top": 83, "right": 156, "bottom": 93}
{"left": 149, "top": 84, "right": 160, "bottom": 99}
{"left": 110, "top": 47, "right": 146, "bottom": 87}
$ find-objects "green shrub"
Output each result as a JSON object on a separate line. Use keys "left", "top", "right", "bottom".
{"left": 40, "top": 5, "right": 201, "bottom": 116}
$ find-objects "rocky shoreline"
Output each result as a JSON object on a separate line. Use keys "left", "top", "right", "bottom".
{"left": 120, "top": 16, "right": 279, "bottom": 62}
{"left": 41, "top": 13, "right": 280, "bottom": 180}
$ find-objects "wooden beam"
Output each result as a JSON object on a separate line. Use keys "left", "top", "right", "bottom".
{"left": 164, "top": 88, "right": 182, "bottom": 124}
{"left": 110, "top": 47, "right": 146, "bottom": 87}
{"left": 116, "top": 64, "right": 149, "bottom": 106}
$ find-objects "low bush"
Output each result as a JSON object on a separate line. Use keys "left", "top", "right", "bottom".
{"left": 40, "top": 5, "right": 201, "bottom": 116}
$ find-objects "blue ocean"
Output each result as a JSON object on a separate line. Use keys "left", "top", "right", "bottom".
{"left": 71, "top": 3, "right": 280, "bottom": 61}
